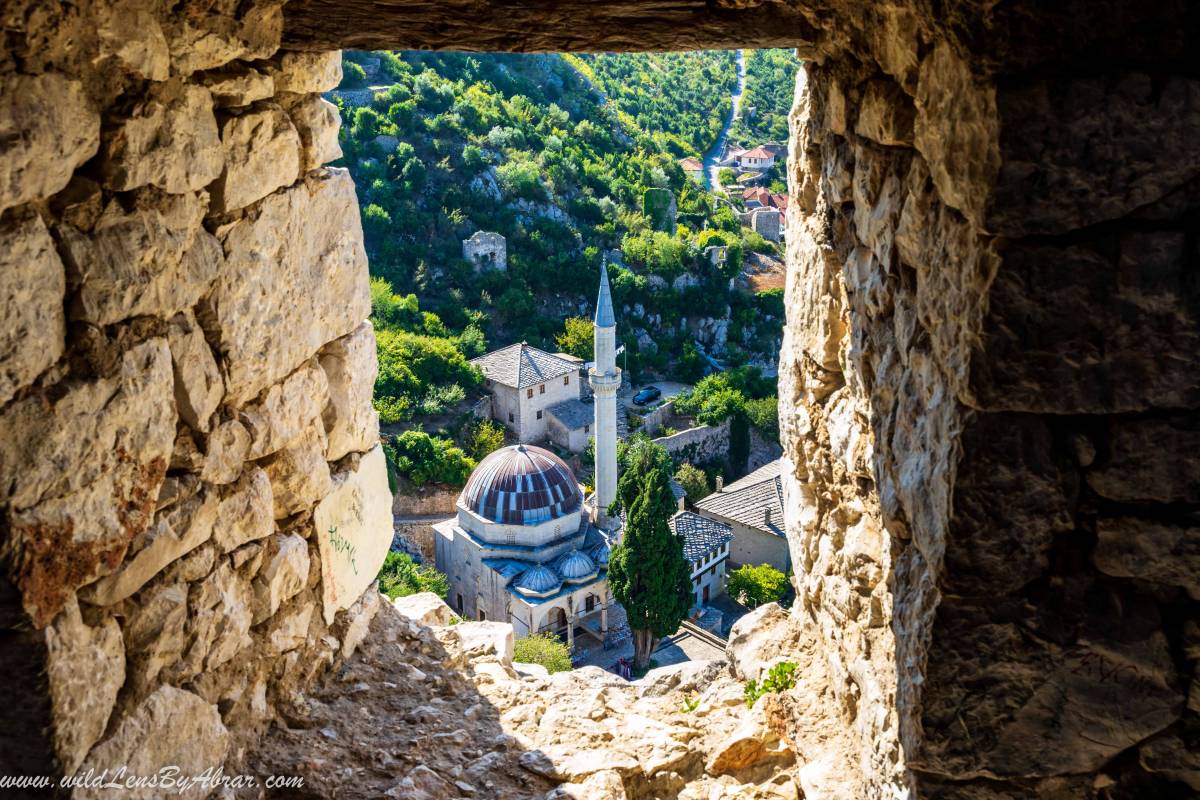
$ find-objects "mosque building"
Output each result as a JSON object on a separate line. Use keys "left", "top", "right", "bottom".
{"left": 433, "top": 263, "right": 623, "bottom": 648}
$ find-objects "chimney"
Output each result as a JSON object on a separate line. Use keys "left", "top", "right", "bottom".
{"left": 716, "top": 475, "right": 724, "bottom": 492}
{"left": 677, "top": 495, "right": 686, "bottom": 512}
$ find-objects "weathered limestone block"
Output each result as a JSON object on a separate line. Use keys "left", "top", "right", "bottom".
{"left": 209, "top": 168, "right": 369, "bottom": 405}
{"left": 0, "top": 214, "right": 66, "bottom": 406}
{"left": 45, "top": 598, "right": 124, "bottom": 773}
{"left": 990, "top": 75, "right": 1200, "bottom": 236}
{"left": 122, "top": 582, "right": 189, "bottom": 692}
{"left": 1095, "top": 518, "right": 1200, "bottom": 600}
{"left": 265, "top": 50, "right": 343, "bottom": 93}
{"left": 314, "top": 445, "right": 394, "bottom": 624}
{"left": 851, "top": 142, "right": 906, "bottom": 273}
{"left": 392, "top": 591, "right": 455, "bottom": 627}
{"left": 200, "top": 67, "right": 275, "bottom": 107}
{"left": 705, "top": 701, "right": 793, "bottom": 775}
{"left": 99, "top": 81, "right": 223, "bottom": 194}
{"left": 76, "top": 686, "right": 229, "bottom": 800}
{"left": 265, "top": 597, "right": 316, "bottom": 655}
{"left": 240, "top": 363, "right": 330, "bottom": 459}
{"left": 726, "top": 603, "right": 798, "bottom": 683}
{"left": 1087, "top": 417, "right": 1200, "bottom": 504}
{"left": 58, "top": 190, "right": 222, "bottom": 326}
{"left": 201, "top": 418, "right": 251, "bottom": 484}
{"left": 177, "top": 561, "right": 254, "bottom": 675}
{"left": 212, "top": 468, "right": 274, "bottom": 553}
{"left": 80, "top": 491, "right": 218, "bottom": 606}
{"left": 336, "top": 585, "right": 380, "bottom": 658}
{"left": 283, "top": 93, "right": 344, "bottom": 174}
{"left": 319, "top": 322, "right": 380, "bottom": 461}
{"left": 168, "top": 311, "right": 224, "bottom": 432}
{"left": 252, "top": 533, "right": 310, "bottom": 624}
{"left": 210, "top": 103, "right": 302, "bottom": 213}
{"left": 162, "top": 0, "right": 283, "bottom": 75}
{"left": 913, "top": 41, "right": 999, "bottom": 229}
{"left": 95, "top": 0, "right": 170, "bottom": 80}
{"left": 452, "top": 621, "right": 515, "bottom": 665}
{"left": 855, "top": 79, "right": 914, "bottom": 146}
{"left": 916, "top": 589, "right": 1181, "bottom": 778}
{"left": 262, "top": 423, "right": 333, "bottom": 518}
{"left": 1139, "top": 731, "right": 1200, "bottom": 791}
{"left": 943, "top": 415, "right": 1076, "bottom": 597}
{"left": 0, "top": 73, "right": 100, "bottom": 214}
{"left": 0, "top": 340, "right": 174, "bottom": 626}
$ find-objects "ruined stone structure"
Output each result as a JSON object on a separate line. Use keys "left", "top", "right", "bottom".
{"left": 0, "top": 2, "right": 391, "bottom": 782}
{"left": 4, "top": 1, "right": 1198, "bottom": 798}
{"left": 463, "top": 230, "right": 508, "bottom": 272}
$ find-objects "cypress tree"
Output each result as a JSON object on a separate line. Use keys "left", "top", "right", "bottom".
{"left": 608, "top": 468, "right": 694, "bottom": 668}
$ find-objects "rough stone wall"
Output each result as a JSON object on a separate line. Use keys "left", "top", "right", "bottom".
{"left": 0, "top": 0, "right": 389, "bottom": 782}
{"left": 778, "top": 3, "right": 1200, "bottom": 798}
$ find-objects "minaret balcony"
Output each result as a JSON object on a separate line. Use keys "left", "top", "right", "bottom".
{"left": 588, "top": 368, "right": 622, "bottom": 392}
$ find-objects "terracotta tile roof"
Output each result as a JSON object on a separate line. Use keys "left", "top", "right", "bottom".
{"left": 741, "top": 187, "right": 789, "bottom": 211}
{"left": 668, "top": 511, "right": 734, "bottom": 563}
{"left": 742, "top": 146, "right": 776, "bottom": 159}
{"left": 695, "top": 459, "right": 785, "bottom": 537}
{"left": 678, "top": 157, "right": 703, "bottom": 171}
{"left": 471, "top": 343, "right": 578, "bottom": 389}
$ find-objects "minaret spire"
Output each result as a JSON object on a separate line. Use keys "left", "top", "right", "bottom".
{"left": 589, "top": 256, "right": 621, "bottom": 529}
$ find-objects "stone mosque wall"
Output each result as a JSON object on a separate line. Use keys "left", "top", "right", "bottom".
{"left": 0, "top": 0, "right": 391, "bottom": 780}
{"left": 777, "top": 3, "right": 1200, "bottom": 797}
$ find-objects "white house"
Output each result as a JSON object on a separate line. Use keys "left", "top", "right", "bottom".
{"left": 472, "top": 343, "right": 581, "bottom": 442}
{"left": 738, "top": 145, "right": 777, "bottom": 171}
{"left": 668, "top": 510, "right": 733, "bottom": 607}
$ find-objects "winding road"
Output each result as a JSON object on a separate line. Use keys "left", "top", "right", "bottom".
{"left": 702, "top": 49, "right": 747, "bottom": 191}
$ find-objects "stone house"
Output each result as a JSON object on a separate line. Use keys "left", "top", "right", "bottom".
{"left": 738, "top": 145, "right": 777, "bottom": 171}
{"left": 669, "top": 510, "right": 733, "bottom": 607}
{"left": 471, "top": 343, "right": 581, "bottom": 443}
{"left": 695, "top": 459, "right": 788, "bottom": 573}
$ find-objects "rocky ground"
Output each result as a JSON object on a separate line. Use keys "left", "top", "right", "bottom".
{"left": 235, "top": 593, "right": 807, "bottom": 799}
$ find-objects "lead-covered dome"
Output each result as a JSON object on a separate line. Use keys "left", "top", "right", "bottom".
{"left": 555, "top": 549, "right": 597, "bottom": 583}
{"left": 513, "top": 563, "right": 563, "bottom": 597}
{"left": 461, "top": 444, "right": 582, "bottom": 525}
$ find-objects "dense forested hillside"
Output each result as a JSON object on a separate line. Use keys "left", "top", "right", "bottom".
{"left": 729, "top": 49, "right": 799, "bottom": 146}
{"left": 332, "top": 50, "right": 785, "bottom": 454}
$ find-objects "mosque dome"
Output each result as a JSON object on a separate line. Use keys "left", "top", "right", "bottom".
{"left": 555, "top": 550, "right": 598, "bottom": 583}
{"left": 461, "top": 444, "right": 582, "bottom": 526}
{"left": 513, "top": 563, "right": 563, "bottom": 597}
{"left": 587, "top": 541, "right": 610, "bottom": 569}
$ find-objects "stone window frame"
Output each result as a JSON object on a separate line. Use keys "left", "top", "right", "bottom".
{"left": 527, "top": 388, "right": 534, "bottom": 399}
{"left": 539, "top": 384, "right": 546, "bottom": 394}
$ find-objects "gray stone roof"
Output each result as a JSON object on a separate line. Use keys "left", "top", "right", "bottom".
{"left": 669, "top": 511, "right": 733, "bottom": 563}
{"left": 695, "top": 459, "right": 785, "bottom": 537}
{"left": 546, "top": 398, "right": 593, "bottom": 431}
{"left": 471, "top": 343, "right": 578, "bottom": 389}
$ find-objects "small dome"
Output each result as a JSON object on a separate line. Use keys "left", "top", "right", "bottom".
{"left": 513, "top": 563, "right": 562, "bottom": 597}
{"left": 587, "top": 542, "right": 610, "bottom": 569}
{"left": 555, "top": 550, "right": 597, "bottom": 583}
{"left": 461, "top": 445, "right": 582, "bottom": 526}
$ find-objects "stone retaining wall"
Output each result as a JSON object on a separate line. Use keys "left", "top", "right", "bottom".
{"left": 654, "top": 419, "right": 731, "bottom": 465}
{"left": 0, "top": 1, "right": 389, "bottom": 781}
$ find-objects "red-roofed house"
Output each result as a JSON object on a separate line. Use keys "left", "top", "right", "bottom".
{"left": 678, "top": 157, "right": 704, "bottom": 183}
{"left": 740, "top": 145, "right": 777, "bottom": 170}
{"left": 742, "top": 187, "right": 789, "bottom": 211}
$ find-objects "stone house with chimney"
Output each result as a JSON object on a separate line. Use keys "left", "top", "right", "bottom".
{"left": 471, "top": 343, "right": 584, "bottom": 444}
{"left": 694, "top": 459, "right": 788, "bottom": 573}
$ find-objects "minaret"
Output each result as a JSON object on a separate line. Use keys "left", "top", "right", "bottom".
{"left": 589, "top": 258, "right": 621, "bottom": 528}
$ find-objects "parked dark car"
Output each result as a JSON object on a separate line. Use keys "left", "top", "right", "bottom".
{"left": 633, "top": 386, "right": 662, "bottom": 405}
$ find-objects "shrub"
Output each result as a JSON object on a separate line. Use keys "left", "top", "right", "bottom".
{"left": 726, "top": 563, "right": 788, "bottom": 609}
{"left": 377, "top": 551, "right": 450, "bottom": 600}
{"left": 554, "top": 316, "right": 595, "bottom": 360}
{"left": 673, "top": 463, "right": 711, "bottom": 505}
{"left": 513, "top": 633, "right": 573, "bottom": 674}
{"left": 746, "top": 395, "right": 779, "bottom": 440}
{"left": 374, "top": 395, "right": 412, "bottom": 425}
{"left": 385, "top": 430, "right": 475, "bottom": 486}
{"left": 469, "top": 419, "right": 506, "bottom": 460}
{"left": 744, "top": 661, "right": 797, "bottom": 708}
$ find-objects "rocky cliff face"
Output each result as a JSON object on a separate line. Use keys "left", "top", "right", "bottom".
{"left": 777, "top": 3, "right": 1200, "bottom": 797}
{"left": 0, "top": 0, "right": 391, "bottom": 781}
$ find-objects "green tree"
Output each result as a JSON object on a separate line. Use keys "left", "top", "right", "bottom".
{"left": 470, "top": 419, "right": 506, "bottom": 460}
{"left": 726, "top": 563, "right": 788, "bottom": 609}
{"left": 377, "top": 551, "right": 450, "bottom": 600}
{"left": 608, "top": 468, "right": 694, "bottom": 668}
{"left": 385, "top": 430, "right": 475, "bottom": 486}
{"left": 554, "top": 316, "right": 594, "bottom": 360}
{"left": 673, "top": 462, "right": 711, "bottom": 506}
{"left": 513, "top": 633, "right": 573, "bottom": 673}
